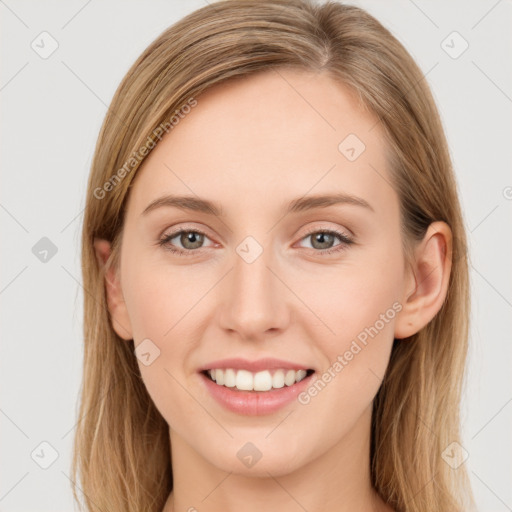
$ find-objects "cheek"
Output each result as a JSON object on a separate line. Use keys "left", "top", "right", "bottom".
{"left": 294, "top": 245, "right": 403, "bottom": 416}
{"left": 302, "top": 249, "right": 403, "bottom": 355}
{"left": 121, "top": 255, "right": 196, "bottom": 343}
{"left": 324, "top": 274, "right": 400, "bottom": 351}
{"left": 121, "top": 263, "right": 205, "bottom": 429}
{"left": 120, "top": 253, "right": 213, "bottom": 391}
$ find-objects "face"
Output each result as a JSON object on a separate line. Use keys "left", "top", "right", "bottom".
{"left": 108, "top": 69, "right": 412, "bottom": 476}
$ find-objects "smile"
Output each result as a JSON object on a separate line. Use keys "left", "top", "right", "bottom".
{"left": 204, "top": 368, "right": 314, "bottom": 392}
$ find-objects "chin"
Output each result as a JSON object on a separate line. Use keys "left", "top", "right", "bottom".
{"left": 203, "top": 439, "right": 310, "bottom": 477}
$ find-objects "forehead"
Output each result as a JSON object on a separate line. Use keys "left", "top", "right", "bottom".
{"left": 126, "top": 68, "right": 395, "bottom": 220}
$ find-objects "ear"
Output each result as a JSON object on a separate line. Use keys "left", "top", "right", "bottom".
{"left": 93, "top": 238, "right": 133, "bottom": 341}
{"left": 394, "top": 221, "right": 453, "bottom": 339}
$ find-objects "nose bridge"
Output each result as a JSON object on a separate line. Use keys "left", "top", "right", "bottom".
{"left": 220, "top": 234, "right": 288, "bottom": 338}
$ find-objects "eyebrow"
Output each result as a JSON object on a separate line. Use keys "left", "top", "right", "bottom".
{"left": 141, "top": 192, "right": 374, "bottom": 217}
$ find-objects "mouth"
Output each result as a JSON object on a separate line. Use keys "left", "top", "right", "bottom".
{"left": 198, "top": 357, "right": 317, "bottom": 415}
{"left": 201, "top": 368, "right": 316, "bottom": 392}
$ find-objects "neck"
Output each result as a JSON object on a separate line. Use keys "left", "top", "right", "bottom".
{"left": 163, "top": 405, "right": 392, "bottom": 512}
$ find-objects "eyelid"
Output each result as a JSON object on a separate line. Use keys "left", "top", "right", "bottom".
{"left": 298, "top": 224, "right": 353, "bottom": 242}
{"left": 159, "top": 225, "right": 217, "bottom": 249}
{"left": 158, "top": 223, "right": 354, "bottom": 257}
{"left": 293, "top": 225, "right": 354, "bottom": 252}
{"left": 160, "top": 222, "right": 215, "bottom": 239}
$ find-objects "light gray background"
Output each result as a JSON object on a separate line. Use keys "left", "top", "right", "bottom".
{"left": 1, "top": 1, "right": 511, "bottom": 511}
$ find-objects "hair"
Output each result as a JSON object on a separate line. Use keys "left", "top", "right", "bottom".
{"left": 72, "top": 1, "right": 476, "bottom": 511}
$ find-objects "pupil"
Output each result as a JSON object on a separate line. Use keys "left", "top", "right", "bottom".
{"left": 313, "top": 233, "right": 333, "bottom": 249}
{"left": 182, "top": 231, "right": 203, "bottom": 249}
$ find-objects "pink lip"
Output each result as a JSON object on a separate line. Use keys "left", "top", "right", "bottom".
{"left": 199, "top": 369, "right": 315, "bottom": 416}
{"left": 198, "top": 357, "right": 312, "bottom": 373}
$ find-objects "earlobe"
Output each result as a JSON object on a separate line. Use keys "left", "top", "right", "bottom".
{"left": 394, "top": 222, "right": 453, "bottom": 339}
{"left": 94, "top": 238, "right": 112, "bottom": 268}
{"left": 93, "top": 238, "right": 133, "bottom": 341}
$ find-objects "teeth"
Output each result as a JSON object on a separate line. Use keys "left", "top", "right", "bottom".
{"left": 272, "top": 370, "right": 285, "bottom": 389}
{"left": 207, "top": 368, "right": 310, "bottom": 391}
{"left": 236, "top": 369, "right": 254, "bottom": 390}
{"left": 284, "top": 369, "right": 296, "bottom": 386}
{"left": 296, "top": 369, "right": 307, "bottom": 382}
{"left": 215, "top": 368, "right": 224, "bottom": 386}
{"left": 224, "top": 368, "right": 236, "bottom": 387}
{"left": 254, "top": 370, "right": 272, "bottom": 391}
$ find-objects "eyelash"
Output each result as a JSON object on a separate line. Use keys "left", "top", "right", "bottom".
{"left": 158, "top": 227, "right": 354, "bottom": 258}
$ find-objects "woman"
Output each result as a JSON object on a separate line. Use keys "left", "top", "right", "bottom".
{"left": 72, "top": 1, "right": 476, "bottom": 511}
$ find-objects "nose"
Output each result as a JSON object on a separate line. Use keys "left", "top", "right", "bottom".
{"left": 218, "top": 242, "right": 290, "bottom": 342}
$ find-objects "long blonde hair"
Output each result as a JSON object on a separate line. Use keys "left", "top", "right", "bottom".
{"left": 72, "top": 1, "right": 475, "bottom": 510}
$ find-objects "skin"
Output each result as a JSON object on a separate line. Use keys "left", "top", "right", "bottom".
{"left": 94, "top": 68, "right": 452, "bottom": 512}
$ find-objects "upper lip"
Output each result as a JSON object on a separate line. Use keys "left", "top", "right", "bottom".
{"left": 198, "top": 357, "right": 313, "bottom": 373}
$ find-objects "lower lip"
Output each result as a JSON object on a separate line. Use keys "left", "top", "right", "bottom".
{"left": 200, "top": 371, "right": 314, "bottom": 416}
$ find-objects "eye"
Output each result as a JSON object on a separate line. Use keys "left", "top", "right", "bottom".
{"left": 158, "top": 227, "right": 354, "bottom": 258}
{"left": 158, "top": 229, "right": 214, "bottom": 257}
{"left": 297, "top": 228, "right": 354, "bottom": 255}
